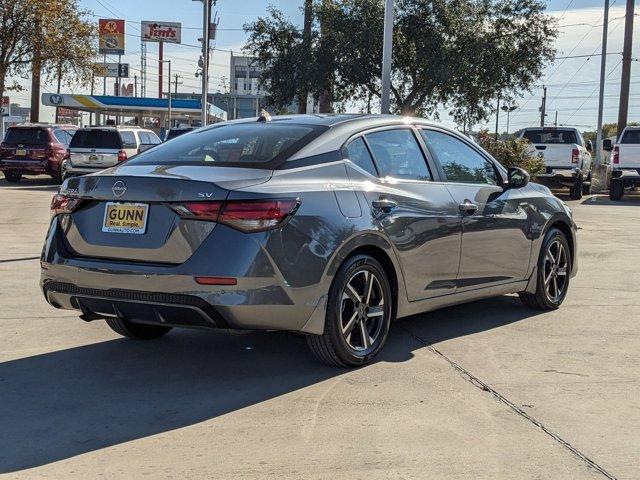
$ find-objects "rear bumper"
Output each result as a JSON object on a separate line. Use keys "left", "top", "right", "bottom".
{"left": 65, "top": 165, "right": 109, "bottom": 177}
{"left": 534, "top": 168, "right": 581, "bottom": 187}
{"left": 40, "top": 217, "right": 328, "bottom": 334}
{"left": 0, "top": 158, "right": 56, "bottom": 175}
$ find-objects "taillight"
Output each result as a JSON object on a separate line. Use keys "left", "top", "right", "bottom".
{"left": 170, "top": 199, "right": 300, "bottom": 232}
{"left": 571, "top": 148, "right": 580, "bottom": 164}
{"left": 118, "top": 150, "right": 127, "bottom": 162}
{"left": 50, "top": 194, "right": 83, "bottom": 216}
{"left": 612, "top": 146, "right": 620, "bottom": 164}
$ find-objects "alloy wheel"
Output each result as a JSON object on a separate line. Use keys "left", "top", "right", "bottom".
{"left": 544, "top": 239, "right": 568, "bottom": 302}
{"left": 340, "top": 269, "right": 386, "bottom": 352}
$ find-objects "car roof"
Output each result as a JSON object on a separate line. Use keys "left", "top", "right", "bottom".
{"left": 10, "top": 123, "right": 77, "bottom": 129}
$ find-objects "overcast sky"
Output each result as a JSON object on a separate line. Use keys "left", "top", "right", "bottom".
{"left": 8, "top": 0, "right": 637, "bottom": 132}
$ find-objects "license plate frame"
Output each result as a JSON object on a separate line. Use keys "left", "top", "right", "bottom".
{"left": 15, "top": 149, "right": 27, "bottom": 156}
{"left": 102, "top": 202, "right": 149, "bottom": 235}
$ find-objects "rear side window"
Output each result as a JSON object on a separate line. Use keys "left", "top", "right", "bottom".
{"left": 345, "top": 137, "right": 377, "bottom": 176}
{"left": 127, "top": 123, "right": 322, "bottom": 168}
{"left": 522, "top": 129, "right": 578, "bottom": 144}
{"left": 120, "top": 131, "right": 137, "bottom": 148}
{"left": 621, "top": 129, "right": 640, "bottom": 144}
{"left": 166, "top": 128, "right": 193, "bottom": 141}
{"left": 365, "top": 129, "right": 432, "bottom": 181}
{"left": 420, "top": 130, "right": 497, "bottom": 185}
{"left": 70, "top": 130, "right": 123, "bottom": 149}
{"left": 144, "top": 131, "right": 161, "bottom": 145}
{"left": 4, "top": 128, "right": 49, "bottom": 145}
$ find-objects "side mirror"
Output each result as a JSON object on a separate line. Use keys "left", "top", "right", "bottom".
{"left": 603, "top": 139, "right": 613, "bottom": 152}
{"left": 586, "top": 140, "right": 593, "bottom": 152}
{"left": 507, "top": 167, "right": 530, "bottom": 189}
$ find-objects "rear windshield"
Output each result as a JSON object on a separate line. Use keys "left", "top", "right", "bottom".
{"left": 69, "top": 129, "right": 123, "bottom": 149}
{"left": 523, "top": 129, "right": 578, "bottom": 145}
{"left": 127, "top": 123, "right": 324, "bottom": 168}
{"left": 621, "top": 129, "right": 640, "bottom": 144}
{"left": 4, "top": 128, "right": 49, "bottom": 145}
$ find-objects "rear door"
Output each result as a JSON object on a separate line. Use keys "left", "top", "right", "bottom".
{"left": 419, "top": 128, "right": 531, "bottom": 291}
{"left": 69, "top": 129, "right": 122, "bottom": 167}
{"left": 120, "top": 131, "right": 139, "bottom": 158}
{"left": 346, "top": 127, "right": 462, "bottom": 301}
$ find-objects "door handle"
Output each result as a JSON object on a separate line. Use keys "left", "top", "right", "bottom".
{"left": 459, "top": 200, "right": 479, "bottom": 215}
{"left": 372, "top": 198, "right": 398, "bottom": 213}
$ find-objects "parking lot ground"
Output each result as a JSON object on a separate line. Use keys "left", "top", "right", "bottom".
{"left": 0, "top": 177, "right": 638, "bottom": 479}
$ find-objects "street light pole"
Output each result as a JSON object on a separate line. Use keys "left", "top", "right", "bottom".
{"left": 201, "top": 0, "right": 211, "bottom": 126}
{"left": 380, "top": 0, "right": 394, "bottom": 114}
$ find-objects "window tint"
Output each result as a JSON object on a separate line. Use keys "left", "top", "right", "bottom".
{"left": 621, "top": 129, "right": 640, "bottom": 144}
{"left": 120, "top": 131, "right": 137, "bottom": 148}
{"left": 69, "top": 129, "right": 123, "bottom": 149}
{"left": 345, "top": 137, "right": 377, "bottom": 176}
{"left": 128, "top": 123, "right": 319, "bottom": 167}
{"left": 365, "top": 129, "right": 431, "bottom": 181}
{"left": 522, "top": 128, "right": 578, "bottom": 144}
{"left": 420, "top": 130, "right": 498, "bottom": 185}
{"left": 4, "top": 128, "right": 49, "bottom": 145}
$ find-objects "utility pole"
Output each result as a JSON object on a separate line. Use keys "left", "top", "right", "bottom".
{"left": 197, "top": 0, "right": 213, "bottom": 126}
{"left": 555, "top": 110, "right": 558, "bottom": 127}
{"left": 494, "top": 95, "right": 500, "bottom": 140}
{"left": 617, "top": 0, "right": 635, "bottom": 139}
{"left": 29, "top": 17, "right": 42, "bottom": 122}
{"left": 539, "top": 86, "right": 547, "bottom": 127}
{"left": 134, "top": 75, "right": 138, "bottom": 98}
{"left": 596, "top": 0, "right": 610, "bottom": 166}
{"left": 173, "top": 74, "right": 183, "bottom": 94}
{"left": 299, "top": 0, "right": 313, "bottom": 114}
{"left": 381, "top": 0, "right": 394, "bottom": 114}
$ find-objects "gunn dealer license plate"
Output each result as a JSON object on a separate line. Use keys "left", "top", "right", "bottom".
{"left": 102, "top": 202, "right": 149, "bottom": 234}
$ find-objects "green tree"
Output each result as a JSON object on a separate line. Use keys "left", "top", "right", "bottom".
{"left": 477, "top": 130, "right": 545, "bottom": 175}
{"left": 244, "top": 0, "right": 557, "bottom": 125}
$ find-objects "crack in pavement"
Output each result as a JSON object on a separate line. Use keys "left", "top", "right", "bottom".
{"left": 0, "top": 256, "right": 39, "bottom": 264}
{"left": 400, "top": 325, "right": 617, "bottom": 480}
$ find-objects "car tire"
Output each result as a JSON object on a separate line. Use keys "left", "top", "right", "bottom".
{"left": 582, "top": 173, "right": 592, "bottom": 196}
{"left": 519, "top": 228, "right": 572, "bottom": 310}
{"left": 307, "top": 254, "right": 393, "bottom": 367}
{"left": 569, "top": 176, "right": 583, "bottom": 200}
{"left": 4, "top": 172, "right": 22, "bottom": 183}
{"left": 610, "top": 178, "right": 624, "bottom": 201}
{"left": 51, "top": 162, "right": 65, "bottom": 185}
{"left": 105, "top": 317, "right": 173, "bottom": 340}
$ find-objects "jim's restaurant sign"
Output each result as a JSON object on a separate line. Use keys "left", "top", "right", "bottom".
{"left": 141, "top": 21, "right": 182, "bottom": 44}
{"left": 99, "top": 19, "right": 125, "bottom": 55}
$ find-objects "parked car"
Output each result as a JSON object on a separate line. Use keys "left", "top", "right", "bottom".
{"left": 519, "top": 126, "right": 593, "bottom": 200}
{"left": 41, "top": 114, "right": 578, "bottom": 367}
{"left": 165, "top": 126, "right": 195, "bottom": 141}
{"left": 64, "top": 126, "right": 161, "bottom": 179}
{"left": 0, "top": 124, "right": 77, "bottom": 184}
{"left": 604, "top": 126, "right": 640, "bottom": 200}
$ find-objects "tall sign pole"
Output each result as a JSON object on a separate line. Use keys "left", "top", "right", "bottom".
{"left": 380, "top": 0, "right": 394, "bottom": 114}
{"left": 158, "top": 41, "right": 164, "bottom": 99}
{"left": 596, "top": 0, "right": 610, "bottom": 166}
{"left": 617, "top": 0, "right": 635, "bottom": 139}
{"left": 201, "top": 0, "right": 211, "bottom": 126}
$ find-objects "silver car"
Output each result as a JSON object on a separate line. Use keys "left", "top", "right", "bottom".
{"left": 41, "top": 114, "right": 578, "bottom": 367}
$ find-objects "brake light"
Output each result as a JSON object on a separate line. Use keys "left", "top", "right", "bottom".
{"left": 571, "top": 148, "right": 580, "bottom": 164}
{"left": 118, "top": 150, "right": 127, "bottom": 162}
{"left": 50, "top": 194, "right": 83, "bottom": 216}
{"left": 612, "top": 146, "right": 620, "bottom": 164}
{"left": 170, "top": 199, "right": 300, "bottom": 232}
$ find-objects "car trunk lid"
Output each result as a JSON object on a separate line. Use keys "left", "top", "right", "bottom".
{"left": 59, "top": 164, "right": 272, "bottom": 264}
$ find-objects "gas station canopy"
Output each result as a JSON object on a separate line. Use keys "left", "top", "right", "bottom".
{"left": 41, "top": 93, "right": 205, "bottom": 118}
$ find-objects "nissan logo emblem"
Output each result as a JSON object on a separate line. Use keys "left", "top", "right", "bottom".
{"left": 112, "top": 181, "right": 127, "bottom": 198}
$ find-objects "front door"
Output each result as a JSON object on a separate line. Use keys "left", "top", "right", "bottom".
{"left": 417, "top": 128, "right": 532, "bottom": 291}
{"left": 344, "top": 128, "right": 462, "bottom": 301}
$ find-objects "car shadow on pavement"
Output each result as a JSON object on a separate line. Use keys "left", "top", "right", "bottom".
{"left": 1, "top": 177, "right": 60, "bottom": 192}
{"left": 0, "top": 295, "right": 540, "bottom": 473}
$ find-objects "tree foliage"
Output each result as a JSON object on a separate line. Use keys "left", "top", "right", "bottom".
{"left": 477, "top": 130, "right": 545, "bottom": 175}
{"left": 0, "top": 0, "right": 97, "bottom": 100}
{"left": 244, "top": 0, "right": 557, "bottom": 126}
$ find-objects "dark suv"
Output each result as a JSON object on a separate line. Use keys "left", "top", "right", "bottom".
{"left": 0, "top": 124, "right": 77, "bottom": 184}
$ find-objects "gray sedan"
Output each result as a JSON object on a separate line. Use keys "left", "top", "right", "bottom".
{"left": 41, "top": 114, "right": 577, "bottom": 367}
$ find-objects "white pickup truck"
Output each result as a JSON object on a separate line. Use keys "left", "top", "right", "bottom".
{"left": 518, "top": 127, "right": 593, "bottom": 200}
{"left": 604, "top": 126, "right": 640, "bottom": 200}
